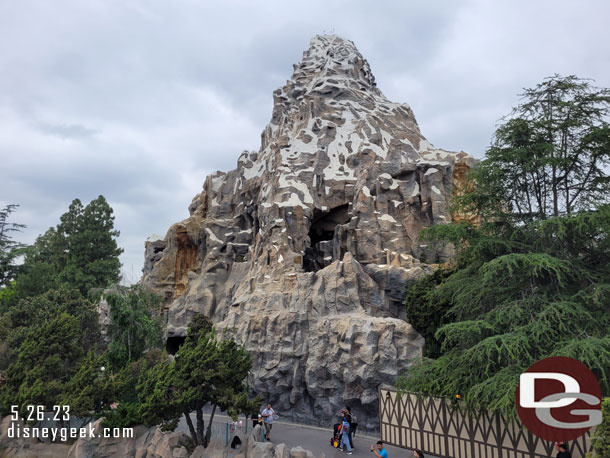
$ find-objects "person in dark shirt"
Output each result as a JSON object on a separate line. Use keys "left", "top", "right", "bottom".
{"left": 556, "top": 442, "right": 571, "bottom": 458}
{"left": 343, "top": 408, "right": 356, "bottom": 449}
{"left": 413, "top": 449, "right": 425, "bottom": 457}
{"left": 251, "top": 412, "right": 262, "bottom": 428}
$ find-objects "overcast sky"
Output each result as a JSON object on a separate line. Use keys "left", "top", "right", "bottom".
{"left": 1, "top": 0, "right": 609, "bottom": 282}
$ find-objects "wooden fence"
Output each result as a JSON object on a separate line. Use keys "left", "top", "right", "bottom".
{"left": 379, "top": 386, "right": 592, "bottom": 458}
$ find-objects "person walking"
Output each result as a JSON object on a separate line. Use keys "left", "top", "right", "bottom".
{"left": 251, "top": 412, "right": 262, "bottom": 429}
{"left": 370, "top": 440, "right": 388, "bottom": 458}
{"left": 340, "top": 414, "right": 353, "bottom": 454}
{"left": 344, "top": 407, "right": 357, "bottom": 449}
{"left": 261, "top": 403, "right": 275, "bottom": 441}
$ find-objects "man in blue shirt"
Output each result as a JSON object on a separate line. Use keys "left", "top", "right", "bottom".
{"left": 370, "top": 440, "right": 388, "bottom": 458}
{"left": 261, "top": 403, "right": 275, "bottom": 441}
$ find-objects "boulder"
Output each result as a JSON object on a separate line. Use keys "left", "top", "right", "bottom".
{"left": 288, "top": 446, "right": 316, "bottom": 458}
{"left": 64, "top": 419, "right": 191, "bottom": 458}
{"left": 274, "top": 443, "right": 288, "bottom": 458}
{"left": 0, "top": 416, "right": 70, "bottom": 458}
{"left": 196, "top": 438, "right": 228, "bottom": 458}
{"left": 247, "top": 442, "right": 275, "bottom": 458}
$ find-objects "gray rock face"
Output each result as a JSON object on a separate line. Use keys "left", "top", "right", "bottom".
{"left": 64, "top": 419, "right": 191, "bottom": 458}
{"left": 141, "top": 34, "right": 474, "bottom": 430}
{"left": 0, "top": 416, "right": 71, "bottom": 458}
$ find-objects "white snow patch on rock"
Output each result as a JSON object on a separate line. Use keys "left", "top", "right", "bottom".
{"left": 147, "top": 234, "right": 164, "bottom": 242}
{"left": 205, "top": 228, "right": 222, "bottom": 244}
{"left": 379, "top": 214, "right": 397, "bottom": 223}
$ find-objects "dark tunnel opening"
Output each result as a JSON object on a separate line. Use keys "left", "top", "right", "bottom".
{"left": 303, "top": 204, "right": 350, "bottom": 272}
{"left": 166, "top": 336, "right": 186, "bottom": 355}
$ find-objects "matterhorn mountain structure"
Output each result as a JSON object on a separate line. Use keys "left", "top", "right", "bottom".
{"left": 141, "top": 35, "right": 475, "bottom": 429}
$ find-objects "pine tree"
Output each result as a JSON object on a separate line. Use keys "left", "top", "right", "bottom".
{"left": 0, "top": 204, "right": 26, "bottom": 289}
{"left": 399, "top": 76, "right": 610, "bottom": 418}
{"left": 0, "top": 287, "right": 101, "bottom": 415}
{"left": 458, "top": 75, "right": 610, "bottom": 223}
{"left": 138, "top": 316, "right": 259, "bottom": 447}
{"left": 15, "top": 195, "right": 123, "bottom": 298}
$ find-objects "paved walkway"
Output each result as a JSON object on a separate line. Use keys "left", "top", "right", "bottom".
{"left": 178, "top": 414, "right": 440, "bottom": 458}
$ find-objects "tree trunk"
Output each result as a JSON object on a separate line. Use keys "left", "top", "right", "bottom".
{"left": 205, "top": 403, "right": 217, "bottom": 447}
{"left": 184, "top": 408, "right": 198, "bottom": 446}
{"left": 196, "top": 404, "right": 205, "bottom": 447}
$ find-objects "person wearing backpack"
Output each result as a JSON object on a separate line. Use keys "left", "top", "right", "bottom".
{"left": 345, "top": 407, "right": 358, "bottom": 449}
{"left": 340, "top": 411, "right": 353, "bottom": 454}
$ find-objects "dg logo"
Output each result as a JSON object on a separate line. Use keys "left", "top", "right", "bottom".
{"left": 516, "top": 356, "right": 603, "bottom": 441}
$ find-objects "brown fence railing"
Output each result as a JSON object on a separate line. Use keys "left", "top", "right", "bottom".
{"left": 379, "top": 386, "right": 592, "bottom": 458}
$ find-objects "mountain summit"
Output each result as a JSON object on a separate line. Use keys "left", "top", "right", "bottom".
{"left": 141, "top": 35, "right": 474, "bottom": 428}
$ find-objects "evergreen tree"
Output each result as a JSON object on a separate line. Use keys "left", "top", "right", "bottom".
{"left": 591, "top": 398, "right": 610, "bottom": 457}
{"left": 400, "top": 209, "right": 610, "bottom": 417}
{"left": 458, "top": 75, "right": 610, "bottom": 223}
{"left": 58, "top": 349, "right": 113, "bottom": 418}
{"left": 0, "top": 204, "right": 26, "bottom": 290}
{"left": 0, "top": 287, "right": 101, "bottom": 415}
{"left": 58, "top": 196, "right": 123, "bottom": 294}
{"left": 399, "top": 76, "right": 610, "bottom": 418}
{"left": 138, "top": 316, "right": 259, "bottom": 447}
{"left": 14, "top": 196, "right": 123, "bottom": 298}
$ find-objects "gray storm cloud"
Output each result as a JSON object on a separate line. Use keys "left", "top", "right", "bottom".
{"left": 1, "top": 0, "right": 609, "bottom": 278}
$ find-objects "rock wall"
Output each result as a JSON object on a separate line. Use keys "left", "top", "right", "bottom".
{"left": 0, "top": 416, "right": 327, "bottom": 458}
{"left": 141, "top": 34, "right": 475, "bottom": 430}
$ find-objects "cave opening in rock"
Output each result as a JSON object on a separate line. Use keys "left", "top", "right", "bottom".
{"left": 166, "top": 336, "right": 186, "bottom": 355}
{"left": 303, "top": 204, "right": 350, "bottom": 272}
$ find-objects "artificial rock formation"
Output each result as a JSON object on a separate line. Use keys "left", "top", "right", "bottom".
{"left": 142, "top": 34, "right": 475, "bottom": 430}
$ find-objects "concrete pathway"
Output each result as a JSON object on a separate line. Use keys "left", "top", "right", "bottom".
{"left": 178, "top": 414, "right": 440, "bottom": 458}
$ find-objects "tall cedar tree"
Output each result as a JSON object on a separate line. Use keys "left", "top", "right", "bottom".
{"left": 400, "top": 76, "right": 610, "bottom": 419}
{"left": 14, "top": 196, "right": 123, "bottom": 298}
{"left": 458, "top": 75, "right": 610, "bottom": 223}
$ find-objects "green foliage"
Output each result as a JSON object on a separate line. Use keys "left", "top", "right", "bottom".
{"left": 0, "top": 289, "right": 99, "bottom": 418}
{"left": 0, "top": 197, "right": 128, "bottom": 423}
{"left": 0, "top": 204, "right": 26, "bottom": 290}
{"left": 457, "top": 75, "right": 610, "bottom": 223}
{"left": 0, "top": 287, "right": 101, "bottom": 415}
{"left": 60, "top": 350, "right": 114, "bottom": 418}
{"left": 101, "top": 402, "right": 145, "bottom": 429}
{"left": 0, "top": 281, "right": 16, "bottom": 313}
{"left": 404, "top": 267, "right": 453, "bottom": 357}
{"left": 105, "top": 285, "right": 163, "bottom": 369}
{"left": 88, "top": 349, "right": 167, "bottom": 428}
{"left": 138, "top": 317, "right": 259, "bottom": 447}
{"left": 13, "top": 196, "right": 123, "bottom": 299}
{"left": 0, "top": 287, "right": 100, "bottom": 369}
{"left": 400, "top": 204, "right": 610, "bottom": 418}
{"left": 187, "top": 313, "right": 214, "bottom": 342}
{"left": 590, "top": 398, "right": 610, "bottom": 458}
